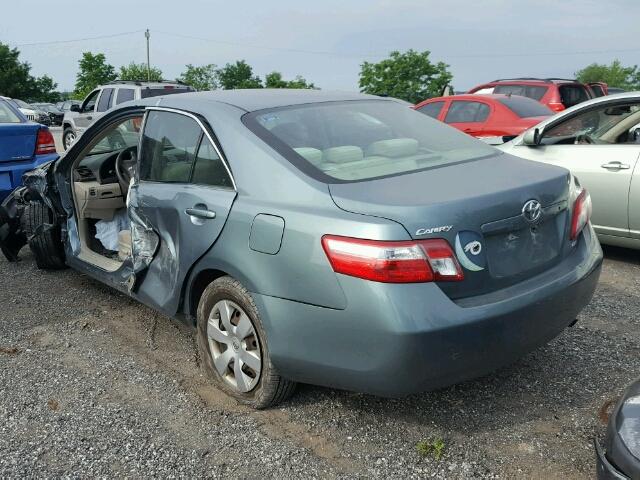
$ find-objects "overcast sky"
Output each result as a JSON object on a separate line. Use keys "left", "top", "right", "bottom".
{"left": 3, "top": 0, "right": 639, "bottom": 93}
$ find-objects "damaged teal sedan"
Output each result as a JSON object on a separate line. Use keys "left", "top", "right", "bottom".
{"left": 0, "top": 90, "right": 602, "bottom": 408}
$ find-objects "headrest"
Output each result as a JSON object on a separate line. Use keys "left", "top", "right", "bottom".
{"left": 293, "top": 147, "right": 323, "bottom": 166}
{"left": 366, "top": 138, "right": 419, "bottom": 158}
{"left": 322, "top": 146, "right": 364, "bottom": 164}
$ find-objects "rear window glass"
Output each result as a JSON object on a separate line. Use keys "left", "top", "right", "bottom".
{"left": 0, "top": 100, "right": 22, "bottom": 123}
{"left": 416, "top": 101, "right": 445, "bottom": 119}
{"left": 497, "top": 96, "right": 553, "bottom": 118}
{"left": 493, "top": 84, "right": 548, "bottom": 101}
{"left": 140, "top": 86, "right": 194, "bottom": 99}
{"left": 243, "top": 100, "right": 497, "bottom": 183}
{"left": 559, "top": 85, "right": 590, "bottom": 108}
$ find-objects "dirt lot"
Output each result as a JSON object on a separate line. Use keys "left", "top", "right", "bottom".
{"left": 1, "top": 243, "right": 639, "bottom": 478}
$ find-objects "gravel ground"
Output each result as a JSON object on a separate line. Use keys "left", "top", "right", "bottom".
{"left": 1, "top": 245, "right": 640, "bottom": 478}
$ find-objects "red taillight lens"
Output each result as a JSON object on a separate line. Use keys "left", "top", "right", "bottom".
{"left": 321, "top": 235, "right": 464, "bottom": 283}
{"left": 570, "top": 189, "right": 592, "bottom": 241}
{"left": 35, "top": 128, "right": 56, "bottom": 155}
{"left": 548, "top": 102, "right": 565, "bottom": 112}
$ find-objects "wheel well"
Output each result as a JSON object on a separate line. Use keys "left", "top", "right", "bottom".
{"left": 63, "top": 122, "right": 72, "bottom": 131}
{"left": 187, "top": 269, "right": 228, "bottom": 322}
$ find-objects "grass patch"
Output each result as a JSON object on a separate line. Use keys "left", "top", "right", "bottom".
{"left": 416, "top": 438, "right": 446, "bottom": 460}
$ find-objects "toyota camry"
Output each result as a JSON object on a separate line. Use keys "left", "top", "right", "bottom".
{"left": 0, "top": 90, "right": 603, "bottom": 408}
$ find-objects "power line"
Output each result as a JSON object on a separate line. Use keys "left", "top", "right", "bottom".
{"left": 14, "top": 30, "right": 145, "bottom": 47}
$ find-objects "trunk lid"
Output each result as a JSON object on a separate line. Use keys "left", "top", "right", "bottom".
{"left": 0, "top": 123, "right": 39, "bottom": 162}
{"left": 328, "top": 152, "right": 572, "bottom": 299}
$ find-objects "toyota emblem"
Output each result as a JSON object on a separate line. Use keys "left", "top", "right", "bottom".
{"left": 522, "top": 200, "right": 542, "bottom": 223}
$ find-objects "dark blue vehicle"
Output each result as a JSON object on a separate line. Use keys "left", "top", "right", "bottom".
{"left": 0, "top": 97, "right": 58, "bottom": 200}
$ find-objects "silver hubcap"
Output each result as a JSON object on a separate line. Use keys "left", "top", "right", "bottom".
{"left": 64, "top": 131, "right": 75, "bottom": 148}
{"left": 207, "top": 300, "right": 262, "bottom": 393}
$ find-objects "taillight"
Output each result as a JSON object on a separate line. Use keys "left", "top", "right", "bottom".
{"left": 570, "top": 189, "right": 592, "bottom": 241}
{"left": 35, "top": 128, "right": 56, "bottom": 155}
{"left": 547, "top": 102, "right": 565, "bottom": 112}
{"left": 321, "top": 235, "right": 464, "bottom": 283}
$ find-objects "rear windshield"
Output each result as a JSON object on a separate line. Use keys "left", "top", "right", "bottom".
{"left": 0, "top": 100, "right": 23, "bottom": 123}
{"left": 243, "top": 100, "right": 497, "bottom": 183}
{"left": 493, "top": 84, "right": 548, "bottom": 101}
{"left": 497, "top": 96, "right": 553, "bottom": 118}
{"left": 559, "top": 85, "right": 590, "bottom": 107}
{"left": 140, "top": 86, "right": 194, "bottom": 99}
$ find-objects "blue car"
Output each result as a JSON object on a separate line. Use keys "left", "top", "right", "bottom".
{"left": 0, "top": 97, "right": 58, "bottom": 200}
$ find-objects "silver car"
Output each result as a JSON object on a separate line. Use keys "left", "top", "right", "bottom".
{"left": 500, "top": 92, "right": 640, "bottom": 249}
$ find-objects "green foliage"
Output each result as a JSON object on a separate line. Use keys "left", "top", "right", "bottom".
{"left": 119, "top": 62, "right": 163, "bottom": 82}
{"left": 575, "top": 59, "right": 640, "bottom": 90}
{"left": 0, "top": 42, "right": 59, "bottom": 102}
{"left": 216, "top": 60, "right": 263, "bottom": 89}
{"left": 177, "top": 64, "right": 218, "bottom": 91}
{"left": 359, "top": 49, "right": 452, "bottom": 104}
{"left": 416, "top": 438, "right": 446, "bottom": 460}
{"left": 74, "top": 52, "right": 117, "bottom": 99}
{"left": 264, "top": 71, "right": 315, "bottom": 89}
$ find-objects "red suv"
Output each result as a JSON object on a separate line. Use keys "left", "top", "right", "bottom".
{"left": 467, "top": 78, "right": 593, "bottom": 112}
{"left": 414, "top": 94, "right": 552, "bottom": 141}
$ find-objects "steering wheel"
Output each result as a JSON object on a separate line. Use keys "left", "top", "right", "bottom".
{"left": 574, "top": 133, "right": 595, "bottom": 145}
{"left": 115, "top": 145, "right": 138, "bottom": 194}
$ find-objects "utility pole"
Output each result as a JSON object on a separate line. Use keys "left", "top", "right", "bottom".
{"left": 145, "top": 29, "right": 151, "bottom": 82}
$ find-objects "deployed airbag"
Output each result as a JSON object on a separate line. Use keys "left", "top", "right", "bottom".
{"left": 95, "top": 209, "right": 130, "bottom": 251}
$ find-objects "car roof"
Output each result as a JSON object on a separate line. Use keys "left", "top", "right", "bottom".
{"left": 147, "top": 89, "right": 385, "bottom": 112}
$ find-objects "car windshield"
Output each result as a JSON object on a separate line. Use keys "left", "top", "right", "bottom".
{"left": 493, "top": 85, "right": 548, "bottom": 101}
{"left": 497, "top": 96, "right": 553, "bottom": 118}
{"left": 244, "top": 100, "right": 497, "bottom": 182}
{"left": 0, "top": 100, "right": 23, "bottom": 123}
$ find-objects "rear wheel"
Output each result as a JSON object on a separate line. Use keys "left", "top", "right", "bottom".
{"left": 21, "top": 201, "right": 66, "bottom": 270}
{"left": 197, "top": 276, "right": 296, "bottom": 409}
{"left": 62, "top": 128, "right": 76, "bottom": 150}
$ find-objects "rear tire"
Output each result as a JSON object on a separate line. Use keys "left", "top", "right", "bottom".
{"left": 197, "top": 276, "right": 296, "bottom": 409}
{"left": 21, "top": 201, "right": 66, "bottom": 270}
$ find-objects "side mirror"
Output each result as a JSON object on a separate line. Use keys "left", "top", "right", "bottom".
{"left": 522, "top": 127, "right": 542, "bottom": 146}
{"left": 70, "top": 104, "right": 81, "bottom": 112}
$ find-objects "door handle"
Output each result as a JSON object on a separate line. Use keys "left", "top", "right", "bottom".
{"left": 601, "top": 161, "right": 630, "bottom": 170}
{"left": 185, "top": 207, "right": 216, "bottom": 219}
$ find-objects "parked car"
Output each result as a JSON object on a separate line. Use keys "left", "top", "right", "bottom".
{"left": 500, "top": 91, "right": 640, "bottom": 249}
{"left": 608, "top": 87, "right": 627, "bottom": 95}
{"left": 62, "top": 80, "right": 195, "bottom": 150}
{"left": 468, "top": 78, "right": 593, "bottom": 112}
{"left": 32, "top": 103, "right": 64, "bottom": 126}
{"left": 595, "top": 377, "right": 640, "bottom": 479}
{"left": 0, "top": 97, "right": 57, "bottom": 201}
{"left": 0, "top": 90, "right": 602, "bottom": 408}
{"left": 1, "top": 97, "right": 50, "bottom": 124}
{"left": 414, "top": 94, "right": 552, "bottom": 143}
{"left": 56, "top": 100, "right": 81, "bottom": 112}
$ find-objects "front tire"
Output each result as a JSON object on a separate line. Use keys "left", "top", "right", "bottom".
{"left": 62, "top": 127, "right": 76, "bottom": 150}
{"left": 197, "top": 276, "right": 296, "bottom": 409}
{"left": 21, "top": 201, "right": 66, "bottom": 270}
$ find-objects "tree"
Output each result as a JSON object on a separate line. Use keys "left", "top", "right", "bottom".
{"left": 216, "top": 60, "right": 263, "bottom": 89}
{"left": 119, "top": 62, "right": 163, "bottom": 82}
{"left": 32, "top": 75, "right": 60, "bottom": 103}
{"left": 264, "top": 71, "right": 315, "bottom": 89}
{"left": 575, "top": 60, "right": 640, "bottom": 91}
{"left": 359, "top": 49, "right": 452, "bottom": 104}
{"left": 177, "top": 64, "right": 218, "bottom": 91}
{"left": 0, "top": 42, "right": 59, "bottom": 101}
{"left": 74, "top": 52, "right": 117, "bottom": 99}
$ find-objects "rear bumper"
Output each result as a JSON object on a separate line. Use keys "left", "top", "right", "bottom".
{"left": 254, "top": 226, "right": 603, "bottom": 396}
{"left": 0, "top": 153, "right": 57, "bottom": 200}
